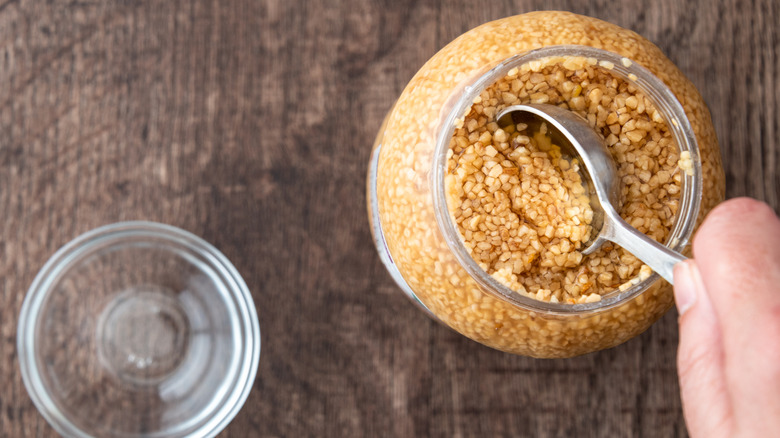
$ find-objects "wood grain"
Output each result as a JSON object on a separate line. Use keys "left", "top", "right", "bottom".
{"left": 0, "top": 0, "right": 777, "bottom": 436}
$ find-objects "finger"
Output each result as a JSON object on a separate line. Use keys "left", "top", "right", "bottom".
{"left": 691, "top": 198, "right": 780, "bottom": 432}
{"left": 675, "top": 260, "right": 731, "bottom": 438}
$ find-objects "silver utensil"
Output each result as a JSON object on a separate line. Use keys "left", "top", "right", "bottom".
{"left": 496, "top": 103, "right": 685, "bottom": 283}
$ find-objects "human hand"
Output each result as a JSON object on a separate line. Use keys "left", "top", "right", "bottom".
{"left": 674, "top": 198, "right": 780, "bottom": 437}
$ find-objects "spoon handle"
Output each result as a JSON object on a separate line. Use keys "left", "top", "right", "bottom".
{"left": 605, "top": 214, "right": 687, "bottom": 284}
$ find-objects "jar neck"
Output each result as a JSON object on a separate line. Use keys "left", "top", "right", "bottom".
{"left": 431, "top": 45, "right": 703, "bottom": 315}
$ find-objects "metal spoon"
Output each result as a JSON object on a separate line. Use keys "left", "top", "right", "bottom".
{"left": 496, "top": 103, "right": 685, "bottom": 284}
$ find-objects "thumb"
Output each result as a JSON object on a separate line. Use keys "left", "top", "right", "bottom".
{"left": 675, "top": 260, "right": 731, "bottom": 438}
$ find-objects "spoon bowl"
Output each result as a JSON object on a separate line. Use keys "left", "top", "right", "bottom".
{"left": 496, "top": 103, "right": 686, "bottom": 283}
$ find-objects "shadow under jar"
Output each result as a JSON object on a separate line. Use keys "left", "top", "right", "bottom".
{"left": 367, "top": 12, "right": 724, "bottom": 358}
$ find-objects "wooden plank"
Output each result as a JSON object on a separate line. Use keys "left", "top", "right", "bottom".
{"left": 0, "top": 0, "right": 776, "bottom": 436}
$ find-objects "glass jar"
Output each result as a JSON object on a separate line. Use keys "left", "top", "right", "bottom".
{"left": 367, "top": 12, "right": 724, "bottom": 358}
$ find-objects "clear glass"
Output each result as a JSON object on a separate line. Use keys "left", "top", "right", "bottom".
{"left": 368, "top": 12, "right": 725, "bottom": 358}
{"left": 431, "top": 46, "right": 702, "bottom": 313}
{"left": 17, "top": 222, "right": 261, "bottom": 438}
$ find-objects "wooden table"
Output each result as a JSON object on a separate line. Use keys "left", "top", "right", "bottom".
{"left": 1, "top": 1, "right": 777, "bottom": 436}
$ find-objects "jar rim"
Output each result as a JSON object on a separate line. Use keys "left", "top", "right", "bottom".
{"left": 431, "top": 45, "right": 703, "bottom": 315}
